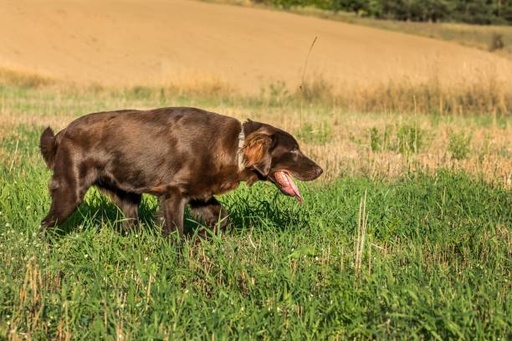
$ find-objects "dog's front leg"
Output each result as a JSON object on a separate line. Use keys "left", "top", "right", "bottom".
{"left": 159, "top": 190, "right": 187, "bottom": 237}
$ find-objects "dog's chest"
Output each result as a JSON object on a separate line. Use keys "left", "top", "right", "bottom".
{"left": 186, "top": 167, "right": 242, "bottom": 200}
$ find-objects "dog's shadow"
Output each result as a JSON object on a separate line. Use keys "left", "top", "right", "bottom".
{"left": 224, "top": 194, "right": 310, "bottom": 233}
{"left": 47, "top": 195, "right": 184, "bottom": 236}
{"left": 44, "top": 191, "right": 308, "bottom": 238}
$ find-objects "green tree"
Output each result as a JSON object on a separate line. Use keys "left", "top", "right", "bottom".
{"left": 253, "top": 0, "right": 512, "bottom": 25}
{"left": 332, "top": 0, "right": 368, "bottom": 14}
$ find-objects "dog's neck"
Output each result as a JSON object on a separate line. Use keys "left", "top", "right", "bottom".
{"left": 236, "top": 120, "right": 269, "bottom": 172}
{"left": 236, "top": 122, "right": 246, "bottom": 171}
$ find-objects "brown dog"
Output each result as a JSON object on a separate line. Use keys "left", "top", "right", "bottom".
{"left": 40, "top": 107, "right": 323, "bottom": 236}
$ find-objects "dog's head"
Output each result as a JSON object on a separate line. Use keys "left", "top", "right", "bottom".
{"left": 242, "top": 120, "right": 323, "bottom": 203}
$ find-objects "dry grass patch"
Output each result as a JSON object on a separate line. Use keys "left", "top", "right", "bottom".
{"left": 239, "top": 107, "right": 512, "bottom": 189}
{"left": 161, "top": 72, "right": 235, "bottom": 98}
{"left": 295, "top": 64, "right": 512, "bottom": 116}
{"left": 0, "top": 67, "right": 54, "bottom": 88}
{"left": 1, "top": 84, "right": 510, "bottom": 189}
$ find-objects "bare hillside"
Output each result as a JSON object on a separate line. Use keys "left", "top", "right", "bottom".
{"left": 1, "top": 0, "right": 511, "bottom": 93}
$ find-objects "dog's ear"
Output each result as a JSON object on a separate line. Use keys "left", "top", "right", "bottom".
{"left": 243, "top": 132, "right": 273, "bottom": 176}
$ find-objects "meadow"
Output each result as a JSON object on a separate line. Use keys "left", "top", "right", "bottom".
{"left": 0, "top": 78, "right": 511, "bottom": 340}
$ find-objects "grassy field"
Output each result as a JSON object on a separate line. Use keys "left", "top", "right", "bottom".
{"left": 0, "top": 83, "right": 511, "bottom": 339}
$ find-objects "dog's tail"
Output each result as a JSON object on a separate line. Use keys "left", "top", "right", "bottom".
{"left": 40, "top": 127, "right": 57, "bottom": 169}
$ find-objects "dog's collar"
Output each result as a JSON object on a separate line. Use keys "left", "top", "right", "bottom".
{"left": 237, "top": 123, "right": 246, "bottom": 171}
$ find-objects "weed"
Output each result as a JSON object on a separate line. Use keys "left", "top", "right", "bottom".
{"left": 370, "top": 127, "right": 381, "bottom": 152}
{"left": 127, "top": 85, "right": 154, "bottom": 100}
{"left": 260, "top": 81, "right": 290, "bottom": 106}
{"left": 449, "top": 129, "right": 472, "bottom": 160}
{"left": 397, "top": 124, "right": 424, "bottom": 154}
{"left": 295, "top": 122, "right": 332, "bottom": 145}
{"left": 489, "top": 32, "right": 505, "bottom": 51}
{"left": 298, "top": 76, "right": 333, "bottom": 103}
{"left": 369, "top": 125, "right": 392, "bottom": 152}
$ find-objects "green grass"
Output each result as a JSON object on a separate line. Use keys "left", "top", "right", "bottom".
{"left": 1, "top": 115, "right": 511, "bottom": 339}
{"left": 0, "top": 84, "right": 511, "bottom": 339}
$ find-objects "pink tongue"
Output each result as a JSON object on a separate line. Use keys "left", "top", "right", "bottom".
{"left": 275, "top": 171, "right": 303, "bottom": 203}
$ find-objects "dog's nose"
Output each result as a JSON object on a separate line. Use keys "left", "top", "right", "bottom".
{"left": 315, "top": 166, "right": 323, "bottom": 178}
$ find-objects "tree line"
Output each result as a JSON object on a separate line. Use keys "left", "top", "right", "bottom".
{"left": 255, "top": 0, "right": 512, "bottom": 25}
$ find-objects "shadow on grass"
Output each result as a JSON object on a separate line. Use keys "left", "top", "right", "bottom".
{"left": 225, "top": 191, "right": 311, "bottom": 233}
{"left": 40, "top": 190, "right": 308, "bottom": 239}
